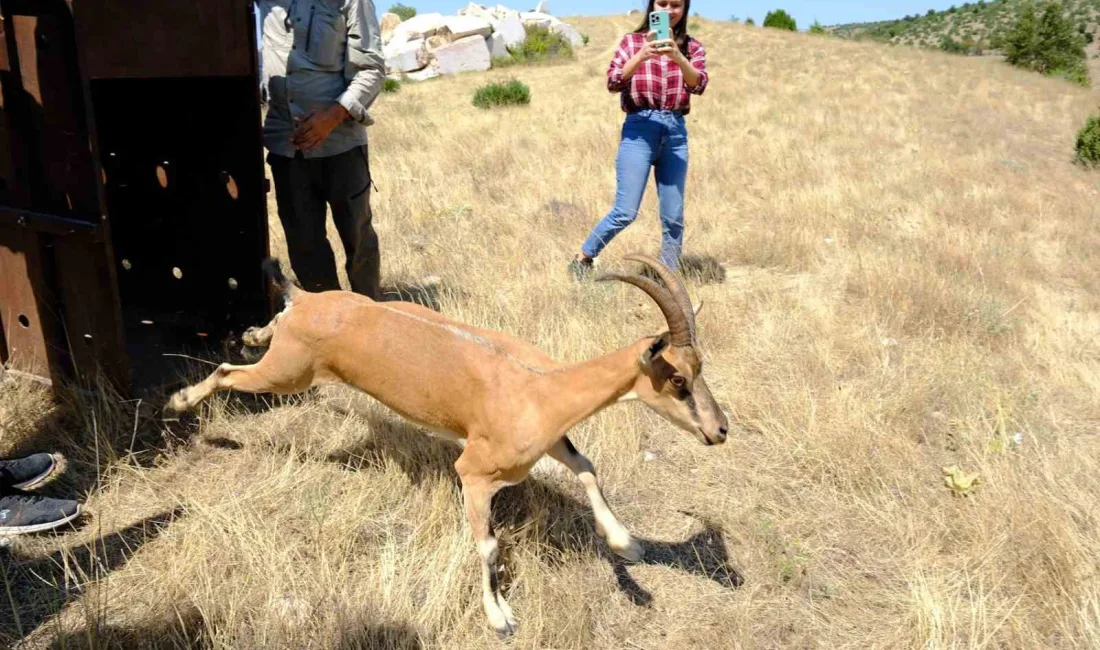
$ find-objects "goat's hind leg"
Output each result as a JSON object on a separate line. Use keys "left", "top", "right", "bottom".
{"left": 241, "top": 311, "right": 283, "bottom": 348}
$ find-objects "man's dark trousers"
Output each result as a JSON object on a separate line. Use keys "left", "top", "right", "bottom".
{"left": 267, "top": 145, "right": 380, "bottom": 300}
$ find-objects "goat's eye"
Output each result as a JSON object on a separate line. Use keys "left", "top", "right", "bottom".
{"left": 670, "top": 376, "right": 686, "bottom": 388}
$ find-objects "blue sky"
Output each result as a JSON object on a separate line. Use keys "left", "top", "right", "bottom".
{"left": 389, "top": 1, "right": 964, "bottom": 27}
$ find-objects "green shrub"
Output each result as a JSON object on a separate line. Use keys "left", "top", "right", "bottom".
{"left": 389, "top": 3, "right": 416, "bottom": 21}
{"left": 382, "top": 78, "right": 400, "bottom": 93}
{"left": 763, "top": 9, "right": 797, "bottom": 31}
{"left": 745, "top": 17, "right": 756, "bottom": 25}
{"left": 1075, "top": 111, "right": 1100, "bottom": 167}
{"left": 809, "top": 19, "right": 826, "bottom": 34}
{"left": 582, "top": 33, "right": 590, "bottom": 45}
{"left": 505, "top": 25, "right": 573, "bottom": 64}
{"left": 472, "top": 79, "right": 530, "bottom": 108}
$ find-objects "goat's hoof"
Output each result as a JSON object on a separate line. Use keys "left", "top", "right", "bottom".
{"left": 611, "top": 537, "right": 644, "bottom": 563}
{"left": 241, "top": 328, "right": 263, "bottom": 347}
{"left": 493, "top": 618, "right": 519, "bottom": 639}
{"left": 488, "top": 597, "right": 518, "bottom": 638}
{"left": 165, "top": 390, "right": 190, "bottom": 414}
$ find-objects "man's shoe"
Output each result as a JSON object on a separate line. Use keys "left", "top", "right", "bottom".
{"left": 568, "top": 256, "right": 594, "bottom": 282}
{"left": 0, "top": 452, "right": 64, "bottom": 490}
{"left": 0, "top": 491, "right": 82, "bottom": 535}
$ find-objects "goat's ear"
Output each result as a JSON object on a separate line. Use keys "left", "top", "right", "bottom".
{"left": 640, "top": 333, "right": 671, "bottom": 369}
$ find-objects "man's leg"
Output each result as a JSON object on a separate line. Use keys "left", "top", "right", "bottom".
{"left": 323, "top": 146, "right": 380, "bottom": 300}
{"left": 268, "top": 152, "right": 342, "bottom": 292}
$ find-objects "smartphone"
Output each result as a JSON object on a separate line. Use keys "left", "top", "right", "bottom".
{"left": 649, "top": 10, "right": 671, "bottom": 43}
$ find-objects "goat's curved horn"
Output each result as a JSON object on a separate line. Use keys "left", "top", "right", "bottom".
{"left": 623, "top": 253, "right": 696, "bottom": 341}
{"left": 596, "top": 271, "right": 692, "bottom": 347}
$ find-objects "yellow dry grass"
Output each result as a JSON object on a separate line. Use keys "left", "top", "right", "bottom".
{"left": 3, "top": 15, "right": 1100, "bottom": 649}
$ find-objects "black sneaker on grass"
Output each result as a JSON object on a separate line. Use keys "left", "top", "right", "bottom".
{"left": 0, "top": 452, "right": 62, "bottom": 490}
{"left": 0, "top": 491, "right": 82, "bottom": 535}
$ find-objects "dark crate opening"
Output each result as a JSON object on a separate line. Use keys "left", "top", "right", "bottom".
{"left": 91, "top": 76, "right": 270, "bottom": 390}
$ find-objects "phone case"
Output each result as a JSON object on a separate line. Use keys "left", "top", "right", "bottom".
{"left": 649, "top": 10, "right": 670, "bottom": 42}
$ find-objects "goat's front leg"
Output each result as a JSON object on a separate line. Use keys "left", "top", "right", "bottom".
{"left": 547, "top": 437, "right": 643, "bottom": 562}
{"left": 166, "top": 360, "right": 312, "bottom": 413}
{"left": 459, "top": 473, "right": 517, "bottom": 637}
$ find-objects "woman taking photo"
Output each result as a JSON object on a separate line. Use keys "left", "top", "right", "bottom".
{"left": 570, "top": 0, "right": 709, "bottom": 279}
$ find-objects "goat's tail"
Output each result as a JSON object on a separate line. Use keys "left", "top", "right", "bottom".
{"left": 262, "top": 257, "right": 303, "bottom": 303}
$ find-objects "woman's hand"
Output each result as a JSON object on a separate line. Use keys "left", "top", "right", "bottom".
{"left": 635, "top": 31, "right": 665, "bottom": 63}
{"left": 662, "top": 41, "right": 688, "bottom": 66}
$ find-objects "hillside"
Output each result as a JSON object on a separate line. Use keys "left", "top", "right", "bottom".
{"left": 830, "top": 0, "right": 1100, "bottom": 51}
{"left": 3, "top": 14, "right": 1100, "bottom": 650}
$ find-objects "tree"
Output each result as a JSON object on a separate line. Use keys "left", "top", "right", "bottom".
{"left": 1003, "top": 3, "right": 1041, "bottom": 68}
{"left": 1004, "top": 2, "right": 1088, "bottom": 85}
{"left": 389, "top": 3, "right": 416, "bottom": 21}
{"left": 763, "top": 9, "right": 797, "bottom": 31}
{"left": 809, "top": 19, "right": 826, "bottom": 34}
{"left": 745, "top": 17, "right": 756, "bottom": 25}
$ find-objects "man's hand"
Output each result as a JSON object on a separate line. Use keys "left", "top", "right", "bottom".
{"left": 292, "top": 103, "right": 351, "bottom": 152}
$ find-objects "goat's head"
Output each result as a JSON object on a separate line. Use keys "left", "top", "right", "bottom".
{"left": 598, "top": 254, "right": 730, "bottom": 446}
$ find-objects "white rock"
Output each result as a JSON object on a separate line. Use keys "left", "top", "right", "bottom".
{"left": 384, "top": 26, "right": 410, "bottom": 50}
{"left": 490, "top": 13, "right": 527, "bottom": 48}
{"left": 425, "top": 34, "right": 451, "bottom": 51}
{"left": 406, "top": 64, "right": 441, "bottom": 81}
{"left": 443, "top": 15, "right": 493, "bottom": 40}
{"left": 458, "top": 2, "right": 490, "bottom": 18}
{"left": 380, "top": 12, "right": 403, "bottom": 43}
{"left": 520, "top": 11, "right": 554, "bottom": 28}
{"left": 433, "top": 34, "right": 491, "bottom": 75}
{"left": 551, "top": 21, "right": 584, "bottom": 47}
{"left": 384, "top": 38, "right": 426, "bottom": 73}
{"left": 487, "top": 31, "right": 510, "bottom": 58}
{"left": 396, "top": 12, "right": 447, "bottom": 39}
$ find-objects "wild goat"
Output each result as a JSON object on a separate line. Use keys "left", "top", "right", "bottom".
{"left": 166, "top": 253, "right": 729, "bottom": 636}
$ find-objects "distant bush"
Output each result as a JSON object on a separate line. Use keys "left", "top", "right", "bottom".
{"left": 745, "top": 17, "right": 756, "bottom": 26}
{"left": 1004, "top": 2, "right": 1090, "bottom": 86}
{"left": 809, "top": 19, "right": 826, "bottom": 34}
{"left": 940, "top": 36, "right": 969, "bottom": 53}
{"left": 763, "top": 9, "right": 797, "bottom": 31}
{"left": 389, "top": 3, "right": 416, "bottom": 21}
{"left": 940, "top": 35, "right": 983, "bottom": 55}
{"left": 382, "top": 78, "right": 400, "bottom": 93}
{"left": 473, "top": 78, "right": 530, "bottom": 108}
{"left": 1075, "top": 111, "right": 1100, "bottom": 167}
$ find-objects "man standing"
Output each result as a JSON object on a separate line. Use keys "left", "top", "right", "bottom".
{"left": 257, "top": 0, "right": 387, "bottom": 299}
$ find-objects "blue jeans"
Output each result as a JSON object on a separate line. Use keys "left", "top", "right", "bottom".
{"left": 581, "top": 109, "right": 689, "bottom": 270}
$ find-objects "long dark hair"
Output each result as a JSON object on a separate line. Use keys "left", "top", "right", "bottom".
{"left": 633, "top": 0, "right": 692, "bottom": 55}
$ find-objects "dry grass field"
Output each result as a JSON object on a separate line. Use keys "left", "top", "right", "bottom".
{"left": 3, "top": 14, "right": 1100, "bottom": 650}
